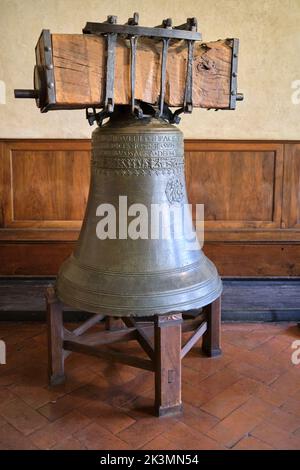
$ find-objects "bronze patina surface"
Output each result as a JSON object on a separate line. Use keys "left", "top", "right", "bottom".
{"left": 56, "top": 108, "right": 222, "bottom": 316}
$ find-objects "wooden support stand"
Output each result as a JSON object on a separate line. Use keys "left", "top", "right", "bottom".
{"left": 46, "top": 287, "right": 65, "bottom": 386}
{"left": 202, "top": 297, "right": 222, "bottom": 357}
{"left": 46, "top": 287, "right": 221, "bottom": 417}
{"left": 154, "top": 314, "right": 182, "bottom": 417}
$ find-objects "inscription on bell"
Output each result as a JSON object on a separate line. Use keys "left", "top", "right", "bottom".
{"left": 101, "top": 149, "right": 178, "bottom": 158}
{"left": 98, "top": 141, "right": 178, "bottom": 150}
{"left": 95, "top": 133, "right": 181, "bottom": 143}
{"left": 92, "top": 130, "right": 184, "bottom": 175}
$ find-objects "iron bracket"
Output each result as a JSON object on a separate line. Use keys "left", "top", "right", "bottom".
{"left": 157, "top": 35, "right": 170, "bottom": 118}
{"left": 83, "top": 19, "right": 201, "bottom": 41}
{"left": 85, "top": 107, "right": 109, "bottom": 127}
{"left": 83, "top": 13, "right": 202, "bottom": 125}
{"left": 126, "top": 13, "right": 142, "bottom": 116}
{"left": 155, "top": 17, "right": 197, "bottom": 120}
{"left": 228, "top": 38, "right": 244, "bottom": 109}
{"left": 104, "top": 16, "right": 117, "bottom": 114}
{"left": 184, "top": 39, "right": 195, "bottom": 113}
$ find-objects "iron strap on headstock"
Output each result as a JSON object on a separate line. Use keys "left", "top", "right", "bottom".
{"left": 14, "top": 15, "right": 243, "bottom": 119}
{"left": 83, "top": 13, "right": 202, "bottom": 126}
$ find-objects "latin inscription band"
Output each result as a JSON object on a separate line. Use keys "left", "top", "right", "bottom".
{"left": 92, "top": 131, "right": 184, "bottom": 175}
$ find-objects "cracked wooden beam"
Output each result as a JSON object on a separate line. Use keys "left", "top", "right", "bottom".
{"left": 34, "top": 32, "right": 236, "bottom": 111}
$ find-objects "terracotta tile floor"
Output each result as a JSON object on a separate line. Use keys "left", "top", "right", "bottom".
{"left": 0, "top": 321, "right": 299, "bottom": 450}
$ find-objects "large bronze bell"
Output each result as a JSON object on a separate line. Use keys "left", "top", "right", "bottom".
{"left": 13, "top": 13, "right": 244, "bottom": 418}
{"left": 56, "top": 108, "right": 222, "bottom": 316}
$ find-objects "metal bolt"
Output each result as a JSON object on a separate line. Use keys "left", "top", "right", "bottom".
{"left": 107, "top": 15, "right": 117, "bottom": 24}
{"left": 128, "top": 12, "right": 139, "bottom": 25}
{"left": 44, "top": 46, "right": 51, "bottom": 52}
{"left": 163, "top": 18, "right": 172, "bottom": 28}
{"left": 188, "top": 17, "right": 198, "bottom": 31}
{"left": 46, "top": 64, "right": 53, "bottom": 70}
{"left": 47, "top": 82, "right": 54, "bottom": 89}
{"left": 232, "top": 72, "right": 237, "bottom": 77}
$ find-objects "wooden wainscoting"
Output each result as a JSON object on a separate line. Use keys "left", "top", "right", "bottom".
{"left": 185, "top": 141, "right": 284, "bottom": 232}
{"left": 0, "top": 140, "right": 90, "bottom": 231}
{"left": 0, "top": 139, "right": 299, "bottom": 276}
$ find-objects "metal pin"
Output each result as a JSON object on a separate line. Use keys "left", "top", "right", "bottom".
{"left": 159, "top": 37, "right": 170, "bottom": 117}
{"left": 107, "top": 15, "right": 117, "bottom": 24}
{"left": 184, "top": 40, "right": 194, "bottom": 113}
{"left": 127, "top": 12, "right": 139, "bottom": 114}
{"left": 130, "top": 36, "right": 138, "bottom": 113}
{"left": 105, "top": 32, "right": 117, "bottom": 113}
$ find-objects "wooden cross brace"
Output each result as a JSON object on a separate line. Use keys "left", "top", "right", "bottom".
{"left": 46, "top": 286, "right": 221, "bottom": 417}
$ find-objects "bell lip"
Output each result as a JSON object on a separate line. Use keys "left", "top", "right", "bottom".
{"left": 55, "top": 278, "right": 222, "bottom": 317}
{"left": 55, "top": 252, "right": 222, "bottom": 316}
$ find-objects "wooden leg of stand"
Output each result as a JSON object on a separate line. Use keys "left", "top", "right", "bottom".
{"left": 202, "top": 297, "right": 222, "bottom": 357}
{"left": 154, "top": 313, "right": 183, "bottom": 417}
{"left": 46, "top": 287, "right": 65, "bottom": 386}
{"left": 105, "top": 317, "right": 125, "bottom": 331}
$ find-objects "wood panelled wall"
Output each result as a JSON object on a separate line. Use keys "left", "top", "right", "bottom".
{"left": 0, "top": 139, "right": 299, "bottom": 277}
